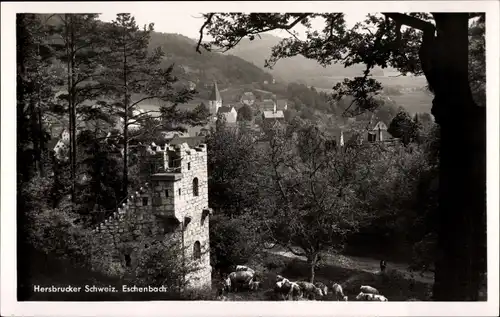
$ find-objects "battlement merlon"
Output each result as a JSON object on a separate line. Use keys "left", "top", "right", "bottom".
{"left": 144, "top": 142, "right": 207, "bottom": 174}
{"left": 152, "top": 142, "right": 207, "bottom": 153}
{"left": 165, "top": 143, "right": 207, "bottom": 173}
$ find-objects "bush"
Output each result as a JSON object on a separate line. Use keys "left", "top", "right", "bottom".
{"left": 25, "top": 201, "right": 94, "bottom": 269}
{"left": 263, "top": 256, "right": 286, "bottom": 271}
{"left": 133, "top": 241, "right": 195, "bottom": 291}
{"left": 209, "top": 214, "right": 261, "bottom": 272}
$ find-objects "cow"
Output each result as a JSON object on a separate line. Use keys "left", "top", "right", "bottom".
{"left": 331, "top": 283, "right": 347, "bottom": 301}
{"left": 249, "top": 280, "right": 261, "bottom": 291}
{"left": 275, "top": 279, "right": 302, "bottom": 301}
{"left": 224, "top": 270, "right": 254, "bottom": 292}
{"left": 373, "top": 294, "right": 389, "bottom": 302}
{"left": 360, "top": 285, "right": 380, "bottom": 295}
{"left": 356, "top": 292, "right": 388, "bottom": 301}
{"left": 235, "top": 265, "right": 256, "bottom": 275}
{"left": 314, "top": 282, "right": 328, "bottom": 296}
{"left": 296, "top": 281, "right": 324, "bottom": 300}
{"left": 216, "top": 287, "right": 229, "bottom": 301}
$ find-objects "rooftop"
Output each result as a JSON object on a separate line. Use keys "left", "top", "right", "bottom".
{"left": 218, "top": 105, "right": 234, "bottom": 113}
{"left": 263, "top": 110, "right": 285, "bottom": 119}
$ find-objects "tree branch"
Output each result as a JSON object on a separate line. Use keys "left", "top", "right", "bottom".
{"left": 129, "top": 95, "right": 172, "bottom": 109}
{"left": 196, "top": 13, "right": 214, "bottom": 53}
{"left": 382, "top": 13, "right": 435, "bottom": 33}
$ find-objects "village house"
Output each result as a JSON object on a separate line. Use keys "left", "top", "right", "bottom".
{"left": 327, "top": 119, "right": 396, "bottom": 148}
{"left": 257, "top": 98, "right": 288, "bottom": 113}
{"left": 217, "top": 105, "right": 238, "bottom": 124}
{"left": 259, "top": 99, "right": 276, "bottom": 112}
{"left": 365, "top": 120, "right": 392, "bottom": 142}
{"left": 261, "top": 109, "right": 285, "bottom": 132}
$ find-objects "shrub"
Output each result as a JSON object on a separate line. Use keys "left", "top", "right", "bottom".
{"left": 25, "top": 201, "right": 94, "bottom": 269}
{"left": 209, "top": 214, "right": 261, "bottom": 272}
{"left": 263, "top": 255, "right": 286, "bottom": 271}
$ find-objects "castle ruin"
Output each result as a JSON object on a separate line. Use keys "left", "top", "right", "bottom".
{"left": 91, "top": 142, "right": 212, "bottom": 291}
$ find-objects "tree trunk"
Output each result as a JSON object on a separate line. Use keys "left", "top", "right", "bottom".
{"left": 37, "top": 107, "right": 45, "bottom": 177}
{"left": 427, "top": 13, "right": 486, "bottom": 301}
{"left": 122, "top": 40, "right": 129, "bottom": 199}
{"left": 65, "top": 14, "right": 76, "bottom": 205}
{"left": 70, "top": 15, "right": 78, "bottom": 205}
{"left": 308, "top": 253, "right": 318, "bottom": 283}
{"left": 29, "top": 97, "right": 41, "bottom": 174}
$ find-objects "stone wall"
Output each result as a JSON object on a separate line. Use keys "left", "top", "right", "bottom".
{"left": 92, "top": 142, "right": 212, "bottom": 290}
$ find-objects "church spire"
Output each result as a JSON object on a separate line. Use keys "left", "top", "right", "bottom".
{"left": 209, "top": 81, "right": 221, "bottom": 101}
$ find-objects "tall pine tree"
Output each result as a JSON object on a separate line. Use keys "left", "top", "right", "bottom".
{"left": 99, "top": 13, "right": 204, "bottom": 198}
{"left": 48, "top": 14, "right": 111, "bottom": 203}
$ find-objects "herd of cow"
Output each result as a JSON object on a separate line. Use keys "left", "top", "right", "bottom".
{"left": 217, "top": 265, "right": 389, "bottom": 301}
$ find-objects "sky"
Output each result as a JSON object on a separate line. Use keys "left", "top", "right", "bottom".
{"left": 98, "top": 11, "right": 368, "bottom": 41}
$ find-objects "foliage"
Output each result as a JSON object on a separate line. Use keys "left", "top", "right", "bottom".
{"left": 258, "top": 120, "right": 371, "bottom": 282}
{"left": 237, "top": 104, "right": 254, "bottom": 121}
{"left": 285, "top": 82, "right": 331, "bottom": 113}
{"left": 468, "top": 15, "right": 486, "bottom": 108}
{"left": 76, "top": 129, "right": 123, "bottom": 224}
{"left": 283, "top": 109, "right": 297, "bottom": 122}
{"left": 209, "top": 214, "right": 263, "bottom": 272}
{"left": 133, "top": 241, "right": 200, "bottom": 292}
{"left": 17, "top": 14, "right": 58, "bottom": 182}
{"left": 388, "top": 108, "right": 421, "bottom": 144}
{"left": 47, "top": 14, "right": 113, "bottom": 203}
{"left": 94, "top": 13, "right": 191, "bottom": 196}
{"left": 206, "top": 120, "right": 262, "bottom": 215}
{"left": 298, "top": 107, "right": 316, "bottom": 121}
{"left": 344, "top": 126, "right": 440, "bottom": 267}
{"left": 24, "top": 200, "right": 94, "bottom": 268}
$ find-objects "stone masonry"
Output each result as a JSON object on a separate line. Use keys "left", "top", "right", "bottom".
{"left": 92, "top": 142, "right": 212, "bottom": 291}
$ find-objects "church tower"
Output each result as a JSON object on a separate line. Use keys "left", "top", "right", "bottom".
{"left": 208, "top": 81, "right": 222, "bottom": 121}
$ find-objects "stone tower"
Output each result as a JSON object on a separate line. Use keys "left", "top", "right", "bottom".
{"left": 208, "top": 81, "right": 222, "bottom": 120}
{"left": 92, "top": 142, "right": 212, "bottom": 291}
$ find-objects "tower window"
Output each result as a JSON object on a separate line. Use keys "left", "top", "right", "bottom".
{"left": 165, "top": 189, "right": 169, "bottom": 197}
{"left": 142, "top": 197, "right": 148, "bottom": 206}
{"left": 193, "top": 177, "right": 199, "bottom": 196}
{"left": 193, "top": 241, "right": 201, "bottom": 260}
{"left": 178, "top": 188, "right": 181, "bottom": 196}
{"left": 188, "top": 162, "right": 191, "bottom": 170}
{"left": 124, "top": 254, "right": 131, "bottom": 267}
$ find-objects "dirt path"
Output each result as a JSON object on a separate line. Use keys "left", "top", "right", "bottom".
{"left": 264, "top": 246, "right": 434, "bottom": 284}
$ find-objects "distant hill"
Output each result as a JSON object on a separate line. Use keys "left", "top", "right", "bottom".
{"left": 226, "top": 34, "right": 411, "bottom": 87}
{"left": 148, "top": 32, "right": 274, "bottom": 94}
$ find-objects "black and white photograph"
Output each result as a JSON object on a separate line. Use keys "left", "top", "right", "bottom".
{"left": 1, "top": 1, "right": 499, "bottom": 316}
